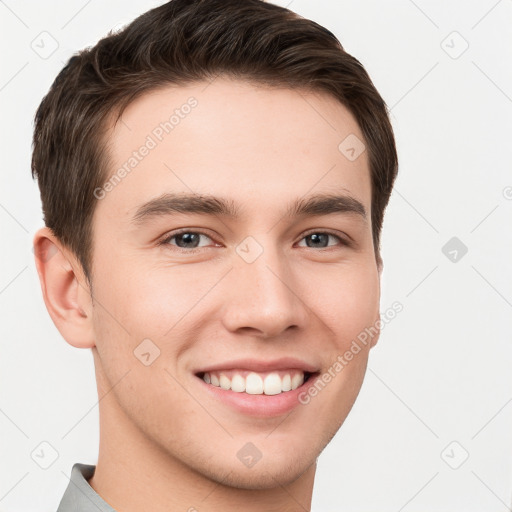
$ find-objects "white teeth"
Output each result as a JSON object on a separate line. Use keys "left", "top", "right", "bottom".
{"left": 231, "top": 374, "right": 246, "bottom": 393}
{"left": 219, "top": 374, "right": 231, "bottom": 390}
{"left": 246, "top": 372, "right": 264, "bottom": 394}
{"left": 202, "top": 370, "right": 307, "bottom": 395}
{"left": 291, "top": 373, "right": 304, "bottom": 390}
{"left": 282, "top": 374, "right": 291, "bottom": 391}
{"left": 263, "top": 373, "right": 282, "bottom": 395}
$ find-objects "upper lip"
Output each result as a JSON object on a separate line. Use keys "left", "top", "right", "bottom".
{"left": 194, "top": 357, "right": 320, "bottom": 375}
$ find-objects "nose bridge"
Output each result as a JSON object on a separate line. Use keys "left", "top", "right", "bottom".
{"left": 222, "top": 235, "right": 307, "bottom": 337}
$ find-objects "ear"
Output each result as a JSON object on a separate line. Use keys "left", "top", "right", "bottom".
{"left": 370, "top": 254, "right": 384, "bottom": 349}
{"left": 376, "top": 252, "right": 384, "bottom": 277}
{"left": 369, "top": 314, "right": 381, "bottom": 348}
{"left": 33, "top": 227, "right": 95, "bottom": 349}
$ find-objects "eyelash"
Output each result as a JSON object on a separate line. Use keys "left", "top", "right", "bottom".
{"left": 158, "top": 228, "right": 350, "bottom": 253}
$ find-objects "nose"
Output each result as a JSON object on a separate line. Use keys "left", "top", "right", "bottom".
{"left": 220, "top": 240, "right": 309, "bottom": 339}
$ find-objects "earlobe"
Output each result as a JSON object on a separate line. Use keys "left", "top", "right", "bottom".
{"left": 33, "top": 227, "right": 95, "bottom": 349}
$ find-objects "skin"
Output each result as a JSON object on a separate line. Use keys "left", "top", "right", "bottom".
{"left": 34, "top": 77, "right": 382, "bottom": 512}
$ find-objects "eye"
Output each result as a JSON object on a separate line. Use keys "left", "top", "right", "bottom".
{"left": 158, "top": 229, "right": 350, "bottom": 253}
{"left": 159, "top": 230, "right": 216, "bottom": 251}
{"left": 296, "top": 231, "right": 348, "bottom": 249}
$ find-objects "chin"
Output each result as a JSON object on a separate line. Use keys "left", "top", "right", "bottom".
{"left": 195, "top": 447, "right": 317, "bottom": 490}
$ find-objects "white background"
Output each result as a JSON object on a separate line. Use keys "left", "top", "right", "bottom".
{"left": 1, "top": 1, "right": 511, "bottom": 510}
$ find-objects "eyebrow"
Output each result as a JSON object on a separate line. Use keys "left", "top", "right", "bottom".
{"left": 131, "top": 192, "right": 367, "bottom": 225}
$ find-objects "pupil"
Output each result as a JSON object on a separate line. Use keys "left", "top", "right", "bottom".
{"left": 178, "top": 233, "right": 199, "bottom": 248}
{"left": 308, "top": 233, "right": 328, "bottom": 248}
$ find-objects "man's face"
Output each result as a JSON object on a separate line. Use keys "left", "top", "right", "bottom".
{"left": 89, "top": 78, "right": 380, "bottom": 488}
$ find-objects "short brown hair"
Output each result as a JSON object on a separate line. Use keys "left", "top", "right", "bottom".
{"left": 31, "top": 0, "right": 398, "bottom": 283}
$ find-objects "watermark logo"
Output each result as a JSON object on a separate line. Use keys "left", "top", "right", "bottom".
{"left": 338, "top": 133, "right": 366, "bottom": 162}
{"left": 441, "top": 31, "right": 469, "bottom": 60}
{"left": 441, "top": 236, "right": 468, "bottom": 263}
{"left": 134, "top": 338, "right": 161, "bottom": 366}
{"left": 31, "top": 31, "right": 59, "bottom": 60}
{"left": 236, "top": 442, "right": 262, "bottom": 468}
{"left": 30, "top": 441, "right": 59, "bottom": 469}
{"left": 235, "top": 236, "right": 264, "bottom": 264}
{"left": 440, "top": 440, "right": 469, "bottom": 470}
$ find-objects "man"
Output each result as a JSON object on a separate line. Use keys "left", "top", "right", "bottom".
{"left": 31, "top": 0, "right": 398, "bottom": 510}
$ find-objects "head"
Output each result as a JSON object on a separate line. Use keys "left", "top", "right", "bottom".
{"left": 32, "top": 0, "right": 397, "bottom": 491}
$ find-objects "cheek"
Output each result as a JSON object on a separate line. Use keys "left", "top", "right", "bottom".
{"left": 90, "top": 273, "right": 197, "bottom": 431}
{"left": 306, "top": 259, "right": 380, "bottom": 340}
{"left": 91, "top": 250, "right": 191, "bottom": 337}
{"left": 90, "top": 256, "right": 222, "bottom": 391}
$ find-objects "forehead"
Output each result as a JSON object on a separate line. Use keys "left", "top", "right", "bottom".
{"left": 97, "top": 78, "right": 371, "bottom": 224}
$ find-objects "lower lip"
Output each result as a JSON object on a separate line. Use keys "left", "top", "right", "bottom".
{"left": 195, "top": 373, "right": 320, "bottom": 417}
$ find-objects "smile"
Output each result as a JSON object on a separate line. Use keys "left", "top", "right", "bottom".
{"left": 200, "top": 369, "right": 312, "bottom": 395}
{"left": 193, "top": 357, "right": 321, "bottom": 417}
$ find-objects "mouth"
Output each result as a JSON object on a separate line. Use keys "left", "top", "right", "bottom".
{"left": 195, "top": 369, "right": 318, "bottom": 396}
{"left": 192, "top": 357, "right": 320, "bottom": 419}
{"left": 192, "top": 358, "right": 321, "bottom": 416}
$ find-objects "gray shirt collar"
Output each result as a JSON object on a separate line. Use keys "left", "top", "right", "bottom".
{"left": 57, "top": 463, "right": 116, "bottom": 512}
